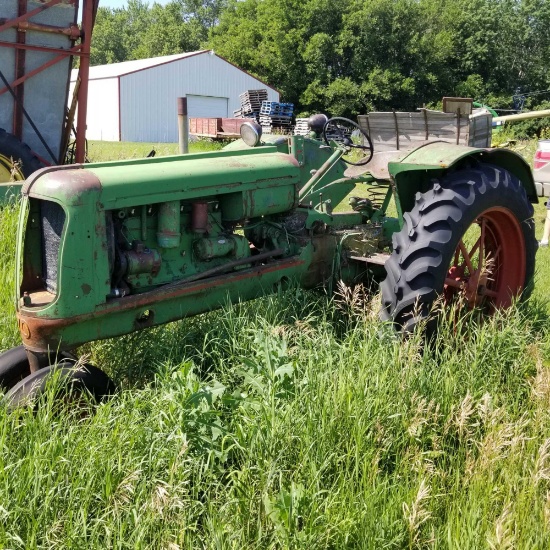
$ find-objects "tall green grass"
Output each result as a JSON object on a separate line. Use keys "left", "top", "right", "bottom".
{"left": 0, "top": 139, "right": 549, "bottom": 547}
{"left": 0, "top": 197, "right": 21, "bottom": 350}
{"left": 87, "top": 139, "right": 224, "bottom": 163}
{"left": 0, "top": 289, "right": 549, "bottom": 547}
{"left": 534, "top": 200, "right": 550, "bottom": 304}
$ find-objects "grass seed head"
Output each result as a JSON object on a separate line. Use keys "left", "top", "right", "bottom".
{"left": 488, "top": 503, "right": 515, "bottom": 550}
{"left": 534, "top": 438, "right": 550, "bottom": 487}
{"left": 403, "top": 478, "right": 432, "bottom": 546}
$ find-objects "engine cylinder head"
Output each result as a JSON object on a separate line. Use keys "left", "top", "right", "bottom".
{"left": 157, "top": 200, "right": 181, "bottom": 248}
{"left": 192, "top": 202, "right": 209, "bottom": 234}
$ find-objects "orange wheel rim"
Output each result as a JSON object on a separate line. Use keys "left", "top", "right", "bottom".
{"left": 443, "top": 207, "right": 525, "bottom": 311}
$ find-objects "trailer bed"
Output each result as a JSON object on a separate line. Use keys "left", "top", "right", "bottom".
{"left": 189, "top": 118, "right": 248, "bottom": 140}
{"left": 358, "top": 108, "right": 492, "bottom": 152}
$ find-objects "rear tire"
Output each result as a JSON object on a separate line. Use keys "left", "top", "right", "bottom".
{"left": 0, "top": 129, "right": 43, "bottom": 183}
{"left": 380, "top": 163, "right": 536, "bottom": 332}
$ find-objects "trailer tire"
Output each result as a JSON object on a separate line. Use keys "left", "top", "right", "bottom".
{"left": 0, "top": 129, "right": 43, "bottom": 183}
{"left": 4, "top": 359, "right": 116, "bottom": 409}
{"left": 380, "top": 163, "right": 536, "bottom": 333}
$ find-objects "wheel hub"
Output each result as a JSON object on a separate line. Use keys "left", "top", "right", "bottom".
{"left": 0, "top": 153, "right": 23, "bottom": 183}
{"left": 464, "top": 269, "right": 490, "bottom": 308}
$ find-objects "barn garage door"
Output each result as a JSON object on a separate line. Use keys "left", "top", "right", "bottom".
{"left": 187, "top": 95, "right": 228, "bottom": 118}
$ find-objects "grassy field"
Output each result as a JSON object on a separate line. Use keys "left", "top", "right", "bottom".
{"left": 0, "top": 140, "right": 549, "bottom": 548}
{"left": 87, "top": 139, "right": 225, "bottom": 162}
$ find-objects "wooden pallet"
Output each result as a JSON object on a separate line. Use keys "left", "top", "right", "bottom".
{"left": 261, "top": 126, "right": 293, "bottom": 135}
{"left": 239, "top": 90, "right": 269, "bottom": 114}
{"left": 294, "top": 118, "right": 310, "bottom": 136}
{"left": 260, "top": 115, "right": 292, "bottom": 124}
{"left": 260, "top": 101, "right": 294, "bottom": 117}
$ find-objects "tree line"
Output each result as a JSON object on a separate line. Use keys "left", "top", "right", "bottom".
{"left": 91, "top": 0, "right": 550, "bottom": 117}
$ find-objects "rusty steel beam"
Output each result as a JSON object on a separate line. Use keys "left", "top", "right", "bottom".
{"left": 0, "top": 39, "right": 80, "bottom": 55}
{"left": 14, "top": 0, "right": 26, "bottom": 139}
{"left": 74, "top": 0, "right": 96, "bottom": 164}
{"left": 60, "top": 77, "right": 80, "bottom": 164}
{"left": 0, "top": 44, "right": 82, "bottom": 97}
{"left": 14, "top": 21, "right": 81, "bottom": 39}
{"left": 0, "top": 0, "right": 64, "bottom": 34}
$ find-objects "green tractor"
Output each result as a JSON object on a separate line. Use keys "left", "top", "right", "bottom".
{"left": 0, "top": 114, "right": 538, "bottom": 405}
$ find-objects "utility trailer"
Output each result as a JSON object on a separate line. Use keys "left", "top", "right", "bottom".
{"left": 0, "top": 0, "right": 97, "bottom": 196}
{"left": 189, "top": 117, "right": 249, "bottom": 139}
{"left": 357, "top": 99, "right": 493, "bottom": 153}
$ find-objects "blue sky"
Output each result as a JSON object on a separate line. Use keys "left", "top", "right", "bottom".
{"left": 99, "top": 0, "right": 170, "bottom": 8}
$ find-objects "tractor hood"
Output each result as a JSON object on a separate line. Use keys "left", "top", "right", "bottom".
{"left": 22, "top": 148, "right": 301, "bottom": 209}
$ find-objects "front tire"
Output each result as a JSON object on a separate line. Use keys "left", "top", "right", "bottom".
{"left": 0, "top": 346, "right": 75, "bottom": 391}
{"left": 380, "top": 163, "right": 536, "bottom": 332}
{"left": 4, "top": 359, "right": 116, "bottom": 410}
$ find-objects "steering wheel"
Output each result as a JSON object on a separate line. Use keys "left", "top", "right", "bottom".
{"left": 322, "top": 117, "right": 374, "bottom": 166}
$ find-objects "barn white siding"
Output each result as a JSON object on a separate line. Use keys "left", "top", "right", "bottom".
{"left": 119, "top": 51, "right": 278, "bottom": 142}
{"left": 72, "top": 51, "right": 279, "bottom": 143}
{"left": 68, "top": 76, "right": 120, "bottom": 141}
{"left": 84, "top": 78, "right": 120, "bottom": 141}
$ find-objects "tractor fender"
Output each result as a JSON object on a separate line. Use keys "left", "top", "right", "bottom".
{"left": 387, "top": 141, "right": 537, "bottom": 214}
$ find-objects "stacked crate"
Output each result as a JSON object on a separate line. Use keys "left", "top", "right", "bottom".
{"left": 260, "top": 101, "right": 294, "bottom": 117}
{"left": 293, "top": 118, "right": 310, "bottom": 136}
{"left": 233, "top": 89, "right": 269, "bottom": 122}
{"left": 259, "top": 101, "right": 294, "bottom": 134}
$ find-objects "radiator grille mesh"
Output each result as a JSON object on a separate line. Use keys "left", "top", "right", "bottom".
{"left": 41, "top": 201, "right": 65, "bottom": 293}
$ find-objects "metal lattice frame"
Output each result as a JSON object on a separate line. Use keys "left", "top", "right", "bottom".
{"left": 0, "top": 0, "right": 98, "bottom": 164}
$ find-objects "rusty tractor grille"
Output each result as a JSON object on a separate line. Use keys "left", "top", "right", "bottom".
{"left": 41, "top": 201, "right": 65, "bottom": 293}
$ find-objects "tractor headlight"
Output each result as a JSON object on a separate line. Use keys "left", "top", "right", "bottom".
{"left": 240, "top": 121, "right": 262, "bottom": 147}
{"left": 308, "top": 114, "right": 328, "bottom": 134}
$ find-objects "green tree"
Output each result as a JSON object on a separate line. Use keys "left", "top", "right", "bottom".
{"left": 90, "top": 7, "right": 128, "bottom": 65}
{"left": 91, "top": 0, "right": 217, "bottom": 66}
{"left": 133, "top": 3, "right": 196, "bottom": 59}
{"left": 209, "top": 0, "right": 349, "bottom": 111}
{"left": 174, "top": 0, "right": 228, "bottom": 45}
{"left": 89, "top": 0, "right": 550, "bottom": 116}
